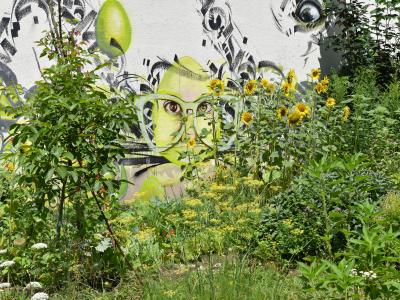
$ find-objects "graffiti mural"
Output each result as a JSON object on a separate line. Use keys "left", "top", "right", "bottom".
{"left": 0, "top": 0, "right": 338, "bottom": 200}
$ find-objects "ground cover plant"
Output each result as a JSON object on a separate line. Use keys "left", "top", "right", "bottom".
{"left": 1, "top": 1, "right": 400, "bottom": 299}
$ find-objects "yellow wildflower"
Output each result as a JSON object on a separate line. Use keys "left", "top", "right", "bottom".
{"left": 244, "top": 80, "right": 257, "bottom": 95}
{"left": 282, "top": 218, "right": 293, "bottom": 229}
{"left": 295, "top": 103, "right": 310, "bottom": 117}
{"left": 343, "top": 106, "right": 351, "bottom": 121}
{"left": 134, "top": 228, "right": 155, "bottom": 243}
{"left": 276, "top": 106, "right": 289, "bottom": 120}
{"left": 261, "top": 79, "right": 276, "bottom": 95}
{"left": 309, "top": 68, "right": 321, "bottom": 81}
{"left": 288, "top": 111, "right": 303, "bottom": 126}
{"left": 241, "top": 111, "right": 253, "bottom": 125}
{"left": 209, "top": 79, "right": 225, "bottom": 96}
{"left": 326, "top": 97, "right": 336, "bottom": 108}
{"left": 163, "top": 290, "right": 177, "bottom": 298}
{"left": 182, "top": 209, "right": 197, "bottom": 220}
{"left": 281, "top": 81, "right": 293, "bottom": 97}
{"left": 321, "top": 76, "right": 329, "bottom": 87}
{"left": 291, "top": 228, "right": 304, "bottom": 236}
{"left": 315, "top": 82, "right": 328, "bottom": 94}
{"left": 5, "top": 162, "right": 14, "bottom": 172}
{"left": 287, "top": 69, "right": 297, "bottom": 86}
{"left": 187, "top": 137, "right": 196, "bottom": 148}
{"left": 184, "top": 198, "right": 203, "bottom": 207}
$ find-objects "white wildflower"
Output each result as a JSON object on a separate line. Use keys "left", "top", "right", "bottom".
{"left": 198, "top": 265, "right": 206, "bottom": 271}
{"left": 25, "top": 282, "right": 43, "bottom": 290}
{"left": 350, "top": 269, "right": 358, "bottom": 276}
{"left": 0, "top": 260, "right": 15, "bottom": 268}
{"left": 361, "top": 270, "right": 377, "bottom": 279}
{"left": 31, "top": 292, "right": 49, "bottom": 300}
{"left": 213, "top": 263, "right": 222, "bottom": 269}
{"left": 31, "top": 243, "right": 48, "bottom": 250}
{"left": 0, "top": 282, "right": 11, "bottom": 289}
{"left": 0, "top": 249, "right": 7, "bottom": 255}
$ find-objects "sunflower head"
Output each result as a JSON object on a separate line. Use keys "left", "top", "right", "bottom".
{"left": 343, "top": 106, "right": 351, "bottom": 121}
{"left": 187, "top": 138, "right": 196, "bottom": 148}
{"left": 295, "top": 103, "right": 310, "bottom": 117}
{"left": 281, "top": 81, "right": 293, "bottom": 97}
{"left": 244, "top": 80, "right": 257, "bottom": 96}
{"left": 276, "top": 106, "right": 289, "bottom": 120}
{"left": 209, "top": 79, "right": 225, "bottom": 96}
{"left": 326, "top": 97, "right": 336, "bottom": 108}
{"left": 315, "top": 82, "right": 328, "bottom": 95}
{"left": 309, "top": 68, "right": 321, "bottom": 81}
{"left": 287, "top": 69, "right": 297, "bottom": 85}
{"left": 321, "top": 76, "right": 329, "bottom": 87}
{"left": 241, "top": 111, "right": 253, "bottom": 125}
{"left": 288, "top": 111, "right": 303, "bottom": 126}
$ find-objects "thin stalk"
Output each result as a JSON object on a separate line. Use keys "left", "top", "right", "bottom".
{"left": 56, "top": 179, "right": 67, "bottom": 240}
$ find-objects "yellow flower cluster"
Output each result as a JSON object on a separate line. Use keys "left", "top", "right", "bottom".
{"left": 182, "top": 209, "right": 198, "bottom": 220}
{"left": 134, "top": 227, "right": 155, "bottom": 243}
{"left": 282, "top": 218, "right": 293, "bottom": 229}
{"left": 184, "top": 198, "right": 203, "bottom": 207}
{"left": 210, "top": 183, "right": 236, "bottom": 193}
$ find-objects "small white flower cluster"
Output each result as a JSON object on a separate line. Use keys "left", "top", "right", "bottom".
{"left": 31, "top": 243, "right": 48, "bottom": 250}
{"left": 0, "top": 260, "right": 15, "bottom": 268}
{"left": 0, "top": 249, "right": 7, "bottom": 255}
{"left": 0, "top": 282, "right": 11, "bottom": 289}
{"left": 361, "top": 270, "right": 378, "bottom": 279}
{"left": 350, "top": 269, "right": 377, "bottom": 279}
{"left": 25, "top": 282, "right": 43, "bottom": 290}
{"left": 31, "top": 292, "right": 49, "bottom": 300}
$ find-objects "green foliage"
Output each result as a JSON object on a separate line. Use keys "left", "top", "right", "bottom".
{"left": 258, "top": 154, "right": 392, "bottom": 261}
{"left": 325, "top": 0, "right": 400, "bottom": 83}
{"left": 299, "top": 202, "right": 400, "bottom": 300}
{"left": 0, "top": 30, "right": 136, "bottom": 289}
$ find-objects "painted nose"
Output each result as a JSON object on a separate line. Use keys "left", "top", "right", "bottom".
{"left": 184, "top": 110, "right": 196, "bottom": 139}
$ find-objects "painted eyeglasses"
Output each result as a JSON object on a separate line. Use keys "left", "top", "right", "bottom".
{"left": 134, "top": 94, "right": 240, "bottom": 153}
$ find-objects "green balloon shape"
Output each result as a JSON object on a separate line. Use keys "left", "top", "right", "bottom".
{"left": 96, "top": 0, "right": 132, "bottom": 58}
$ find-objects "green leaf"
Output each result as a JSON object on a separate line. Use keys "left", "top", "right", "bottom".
{"left": 45, "top": 168, "right": 55, "bottom": 182}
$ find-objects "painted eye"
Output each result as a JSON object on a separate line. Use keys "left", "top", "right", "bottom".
{"left": 296, "top": 1, "right": 322, "bottom": 23}
{"left": 197, "top": 102, "right": 212, "bottom": 115}
{"left": 163, "top": 101, "right": 182, "bottom": 115}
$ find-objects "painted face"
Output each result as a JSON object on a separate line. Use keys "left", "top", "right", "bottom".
{"left": 134, "top": 56, "right": 239, "bottom": 165}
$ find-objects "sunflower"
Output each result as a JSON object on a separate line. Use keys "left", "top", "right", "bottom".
{"left": 343, "top": 106, "right": 351, "bottom": 121}
{"left": 288, "top": 111, "right": 303, "bottom": 126}
{"left": 260, "top": 78, "right": 270, "bottom": 88}
{"left": 309, "top": 68, "right": 321, "bottom": 81}
{"left": 187, "top": 138, "right": 196, "bottom": 148}
{"left": 315, "top": 82, "right": 328, "bottom": 94}
{"left": 295, "top": 103, "right": 310, "bottom": 117}
{"left": 321, "top": 76, "right": 329, "bottom": 87}
{"left": 281, "top": 81, "right": 293, "bottom": 97}
{"left": 326, "top": 97, "right": 336, "bottom": 107}
{"left": 276, "top": 106, "right": 289, "bottom": 120}
{"left": 241, "top": 111, "right": 253, "bottom": 125}
{"left": 287, "top": 69, "right": 297, "bottom": 86}
{"left": 209, "top": 79, "right": 225, "bottom": 96}
{"left": 244, "top": 80, "right": 257, "bottom": 95}
{"left": 261, "top": 79, "right": 275, "bottom": 95}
